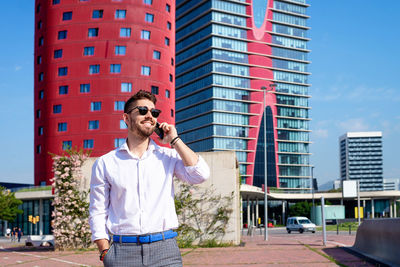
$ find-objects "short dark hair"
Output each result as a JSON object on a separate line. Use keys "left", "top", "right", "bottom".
{"left": 124, "top": 90, "right": 157, "bottom": 114}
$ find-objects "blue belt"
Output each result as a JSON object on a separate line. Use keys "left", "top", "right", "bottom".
{"left": 113, "top": 230, "right": 177, "bottom": 244}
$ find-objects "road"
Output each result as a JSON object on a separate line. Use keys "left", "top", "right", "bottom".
{"left": 243, "top": 226, "right": 357, "bottom": 237}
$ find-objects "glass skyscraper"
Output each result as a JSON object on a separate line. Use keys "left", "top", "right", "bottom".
{"left": 340, "top": 132, "right": 384, "bottom": 191}
{"left": 175, "top": 0, "right": 311, "bottom": 190}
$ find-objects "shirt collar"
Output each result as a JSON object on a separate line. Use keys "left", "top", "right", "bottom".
{"left": 117, "top": 138, "right": 159, "bottom": 158}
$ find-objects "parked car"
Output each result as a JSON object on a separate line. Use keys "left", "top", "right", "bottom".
{"left": 286, "top": 216, "right": 316, "bottom": 234}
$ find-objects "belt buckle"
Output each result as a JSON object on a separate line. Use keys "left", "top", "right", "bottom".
{"left": 138, "top": 234, "right": 150, "bottom": 244}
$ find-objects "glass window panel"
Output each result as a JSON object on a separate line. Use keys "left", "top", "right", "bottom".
{"left": 80, "top": 83, "right": 90, "bottom": 93}
{"left": 115, "top": 9, "right": 126, "bottom": 19}
{"left": 121, "top": 82, "right": 132, "bottom": 92}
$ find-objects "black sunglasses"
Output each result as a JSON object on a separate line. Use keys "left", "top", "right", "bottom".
{"left": 129, "top": 106, "right": 161, "bottom": 118}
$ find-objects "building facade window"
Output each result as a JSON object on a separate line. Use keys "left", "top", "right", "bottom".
{"left": 39, "top": 37, "right": 44, "bottom": 46}
{"left": 165, "top": 89, "right": 170, "bottom": 98}
{"left": 141, "top": 30, "right": 150, "bottom": 40}
{"left": 121, "top": 82, "right": 132, "bottom": 92}
{"left": 145, "top": 13, "right": 154, "bottom": 23}
{"left": 120, "top": 120, "right": 128, "bottom": 129}
{"left": 53, "top": 104, "right": 62, "bottom": 114}
{"left": 167, "top": 21, "right": 171, "bottom": 30}
{"left": 80, "top": 83, "right": 90, "bottom": 93}
{"left": 141, "top": 66, "right": 151, "bottom": 76}
{"left": 143, "top": 0, "right": 152, "bottom": 5}
{"left": 115, "top": 46, "right": 126, "bottom": 55}
{"left": 169, "top": 74, "right": 173, "bottom": 82}
{"left": 114, "top": 101, "right": 125, "bottom": 110}
{"left": 92, "top": 10, "right": 103, "bottom": 19}
{"left": 62, "top": 141, "right": 72, "bottom": 150}
{"left": 39, "top": 90, "right": 44, "bottom": 99}
{"left": 171, "top": 109, "right": 174, "bottom": 117}
{"left": 58, "top": 67, "right": 68, "bottom": 76}
{"left": 89, "top": 64, "right": 100, "bottom": 74}
{"left": 37, "top": 145, "right": 41, "bottom": 154}
{"left": 39, "top": 72, "right": 44, "bottom": 81}
{"left": 115, "top": 138, "right": 125, "bottom": 147}
{"left": 58, "top": 30, "right": 67, "bottom": 40}
{"left": 110, "top": 64, "right": 121, "bottom": 73}
{"left": 88, "top": 28, "right": 99, "bottom": 37}
{"left": 91, "top": 102, "right": 102, "bottom": 111}
{"left": 120, "top": 28, "right": 131, "bottom": 37}
{"left": 36, "top": 109, "right": 41, "bottom": 118}
{"left": 165, "top": 37, "right": 170, "bottom": 46}
{"left": 59, "top": 85, "right": 68, "bottom": 95}
{"left": 53, "top": 0, "right": 60, "bottom": 4}
{"left": 115, "top": 9, "right": 126, "bottom": 19}
{"left": 37, "top": 56, "right": 42, "bottom": 64}
{"left": 84, "top": 46, "right": 95, "bottom": 56}
{"left": 58, "top": 122, "right": 67, "bottom": 132}
{"left": 37, "top": 20, "right": 42, "bottom": 29}
{"left": 54, "top": 49, "right": 63, "bottom": 58}
{"left": 62, "top": 12, "right": 72, "bottom": 21}
{"left": 88, "top": 120, "right": 99, "bottom": 130}
{"left": 151, "top": 86, "right": 159, "bottom": 95}
{"left": 84, "top": 139, "right": 94, "bottom": 149}
{"left": 38, "top": 127, "right": 44, "bottom": 136}
{"left": 153, "top": 50, "right": 161, "bottom": 60}
{"left": 166, "top": 3, "right": 171, "bottom": 12}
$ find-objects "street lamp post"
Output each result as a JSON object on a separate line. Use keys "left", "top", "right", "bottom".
{"left": 262, "top": 83, "right": 276, "bottom": 241}
{"left": 311, "top": 166, "right": 315, "bottom": 206}
{"left": 311, "top": 166, "right": 315, "bottom": 222}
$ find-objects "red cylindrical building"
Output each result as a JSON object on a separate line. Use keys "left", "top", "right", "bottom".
{"left": 34, "top": 0, "right": 175, "bottom": 185}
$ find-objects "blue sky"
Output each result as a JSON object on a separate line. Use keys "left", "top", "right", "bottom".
{"left": 0, "top": 1, "right": 399, "bottom": 187}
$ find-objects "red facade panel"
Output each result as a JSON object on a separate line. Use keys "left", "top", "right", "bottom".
{"left": 245, "top": 0, "right": 279, "bottom": 186}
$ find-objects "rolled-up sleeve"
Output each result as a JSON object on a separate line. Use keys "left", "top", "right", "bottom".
{"left": 175, "top": 155, "right": 210, "bottom": 184}
{"left": 89, "top": 158, "right": 110, "bottom": 241}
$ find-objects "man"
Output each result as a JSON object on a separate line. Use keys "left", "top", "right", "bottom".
{"left": 6, "top": 228, "right": 11, "bottom": 240}
{"left": 11, "top": 228, "right": 16, "bottom": 242}
{"left": 89, "top": 90, "right": 210, "bottom": 266}
{"left": 17, "top": 228, "right": 23, "bottom": 242}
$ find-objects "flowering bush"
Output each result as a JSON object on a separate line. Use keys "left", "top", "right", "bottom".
{"left": 50, "top": 149, "right": 91, "bottom": 250}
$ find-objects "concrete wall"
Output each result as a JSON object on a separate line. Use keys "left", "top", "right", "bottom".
{"left": 194, "top": 151, "right": 240, "bottom": 245}
{"left": 352, "top": 218, "right": 400, "bottom": 266}
{"left": 81, "top": 151, "right": 241, "bottom": 245}
{"left": 81, "top": 157, "right": 97, "bottom": 193}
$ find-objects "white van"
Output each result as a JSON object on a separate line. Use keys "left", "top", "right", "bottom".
{"left": 286, "top": 216, "right": 316, "bottom": 234}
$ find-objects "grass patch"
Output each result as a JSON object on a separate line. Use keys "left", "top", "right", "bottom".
{"left": 198, "top": 239, "right": 233, "bottom": 248}
{"left": 16, "top": 186, "right": 52, "bottom": 192}
{"left": 74, "top": 247, "right": 97, "bottom": 252}
{"left": 303, "top": 243, "right": 348, "bottom": 267}
{"left": 178, "top": 238, "right": 234, "bottom": 248}
{"left": 316, "top": 222, "right": 359, "bottom": 232}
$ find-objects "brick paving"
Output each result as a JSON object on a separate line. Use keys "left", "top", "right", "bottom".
{"left": 0, "top": 232, "right": 374, "bottom": 266}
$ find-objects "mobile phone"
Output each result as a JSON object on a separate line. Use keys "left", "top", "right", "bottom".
{"left": 154, "top": 122, "right": 164, "bottom": 139}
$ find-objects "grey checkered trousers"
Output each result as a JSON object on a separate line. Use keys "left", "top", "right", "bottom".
{"left": 102, "top": 237, "right": 183, "bottom": 267}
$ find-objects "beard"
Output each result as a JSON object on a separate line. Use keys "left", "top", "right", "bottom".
{"left": 129, "top": 119, "right": 155, "bottom": 138}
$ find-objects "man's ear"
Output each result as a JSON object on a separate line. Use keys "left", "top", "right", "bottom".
{"left": 122, "top": 113, "right": 129, "bottom": 126}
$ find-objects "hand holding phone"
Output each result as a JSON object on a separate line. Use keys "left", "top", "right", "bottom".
{"left": 154, "top": 122, "right": 164, "bottom": 139}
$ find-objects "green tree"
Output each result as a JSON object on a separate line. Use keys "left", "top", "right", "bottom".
{"left": 0, "top": 186, "right": 23, "bottom": 222}
{"left": 289, "top": 201, "right": 311, "bottom": 218}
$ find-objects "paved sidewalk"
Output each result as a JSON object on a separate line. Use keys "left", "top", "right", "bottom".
{"left": 0, "top": 233, "right": 374, "bottom": 266}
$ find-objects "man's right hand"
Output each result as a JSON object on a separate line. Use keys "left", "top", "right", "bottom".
{"left": 94, "top": 239, "right": 110, "bottom": 253}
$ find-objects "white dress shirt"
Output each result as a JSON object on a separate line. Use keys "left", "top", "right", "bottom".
{"left": 89, "top": 139, "right": 210, "bottom": 241}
